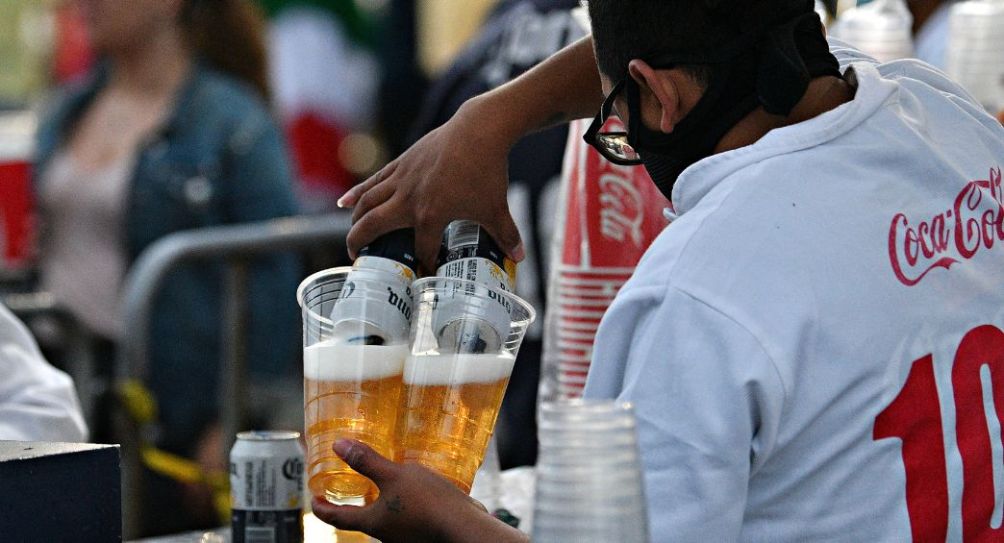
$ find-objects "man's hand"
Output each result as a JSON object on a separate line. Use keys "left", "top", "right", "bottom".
{"left": 339, "top": 99, "right": 523, "bottom": 273}
{"left": 338, "top": 36, "right": 603, "bottom": 272}
{"left": 312, "top": 439, "right": 528, "bottom": 543}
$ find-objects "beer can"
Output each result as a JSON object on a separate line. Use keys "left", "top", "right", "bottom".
{"left": 435, "top": 221, "right": 517, "bottom": 353}
{"left": 330, "top": 229, "right": 417, "bottom": 346}
{"left": 230, "top": 431, "right": 305, "bottom": 543}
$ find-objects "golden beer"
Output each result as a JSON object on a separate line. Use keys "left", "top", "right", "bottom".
{"left": 304, "top": 341, "right": 407, "bottom": 502}
{"left": 394, "top": 353, "right": 516, "bottom": 492}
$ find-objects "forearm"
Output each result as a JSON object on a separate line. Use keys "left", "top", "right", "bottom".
{"left": 442, "top": 514, "right": 530, "bottom": 543}
{"left": 460, "top": 35, "right": 602, "bottom": 146}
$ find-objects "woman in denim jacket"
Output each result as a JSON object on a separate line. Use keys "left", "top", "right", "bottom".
{"left": 33, "top": 0, "right": 299, "bottom": 531}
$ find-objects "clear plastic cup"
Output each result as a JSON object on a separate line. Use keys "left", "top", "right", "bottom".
{"left": 394, "top": 276, "right": 535, "bottom": 493}
{"left": 298, "top": 267, "right": 411, "bottom": 504}
{"left": 532, "top": 400, "right": 649, "bottom": 542}
{"left": 832, "top": 0, "right": 914, "bottom": 62}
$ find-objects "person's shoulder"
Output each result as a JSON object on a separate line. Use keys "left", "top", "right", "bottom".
{"left": 36, "top": 69, "right": 104, "bottom": 138}
{"left": 878, "top": 58, "right": 975, "bottom": 98}
{"left": 182, "top": 65, "right": 280, "bottom": 151}
{"left": 867, "top": 56, "right": 1004, "bottom": 138}
{"left": 34, "top": 68, "right": 108, "bottom": 169}
{"left": 619, "top": 215, "right": 702, "bottom": 297}
{"left": 187, "top": 64, "right": 272, "bottom": 122}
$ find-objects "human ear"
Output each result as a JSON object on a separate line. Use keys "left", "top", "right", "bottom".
{"left": 627, "top": 59, "right": 680, "bottom": 134}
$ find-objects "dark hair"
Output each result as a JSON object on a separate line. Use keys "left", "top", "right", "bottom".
{"left": 180, "top": 0, "right": 271, "bottom": 102}
{"left": 587, "top": 0, "right": 812, "bottom": 86}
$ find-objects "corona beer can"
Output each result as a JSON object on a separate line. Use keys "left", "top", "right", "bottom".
{"left": 330, "top": 228, "right": 417, "bottom": 345}
{"left": 435, "top": 221, "right": 517, "bottom": 353}
{"left": 230, "top": 431, "right": 305, "bottom": 543}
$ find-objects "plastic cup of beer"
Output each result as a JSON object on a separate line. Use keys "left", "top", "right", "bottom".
{"left": 297, "top": 267, "right": 411, "bottom": 504}
{"left": 394, "top": 276, "right": 536, "bottom": 493}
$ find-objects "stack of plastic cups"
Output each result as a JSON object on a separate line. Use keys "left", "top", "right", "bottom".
{"left": 946, "top": 0, "right": 1004, "bottom": 113}
{"left": 532, "top": 400, "right": 649, "bottom": 543}
{"left": 553, "top": 269, "right": 630, "bottom": 397}
{"left": 540, "top": 119, "right": 670, "bottom": 402}
{"left": 832, "top": 0, "right": 914, "bottom": 63}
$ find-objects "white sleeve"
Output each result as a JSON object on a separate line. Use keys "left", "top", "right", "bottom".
{"left": 0, "top": 303, "right": 88, "bottom": 442}
{"left": 586, "top": 285, "right": 786, "bottom": 542}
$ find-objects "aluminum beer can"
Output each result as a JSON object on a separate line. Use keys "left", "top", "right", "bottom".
{"left": 230, "top": 431, "right": 305, "bottom": 543}
{"left": 435, "top": 221, "right": 517, "bottom": 353}
{"left": 330, "top": 229, "right": 417, "bottom": 345}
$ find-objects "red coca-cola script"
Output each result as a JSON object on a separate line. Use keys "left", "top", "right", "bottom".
{"left": 888, "top": 167, "right": 1004, "bottom": 286}
{"left": 561, "top": 119, "right": 669, "bottom": 269}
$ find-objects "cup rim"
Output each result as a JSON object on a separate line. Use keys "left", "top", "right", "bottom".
{"left": 296, "top": 266, "right": 353, "bottom": 311}
{"left": 539, "top": 399, "right": 635, "bottom": 422}
{"left": 296, "top": 265, "right": 414, "bottom": 320}
{"left": 411, "top": 275, "right": 537, "bottom": 326}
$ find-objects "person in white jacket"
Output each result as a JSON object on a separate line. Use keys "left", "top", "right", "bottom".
{"left": 309, "top": 1, "right": 1004, "bottom": 542}
{"left": 0, "top": 301, "right": 87, "bottom": 442}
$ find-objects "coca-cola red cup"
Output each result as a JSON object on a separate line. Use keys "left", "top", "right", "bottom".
{"left": 547, "top": 119, "right": 671, "bottom": 399}
{"left": 0, "top": 134, "right": 34, "bottom": 270}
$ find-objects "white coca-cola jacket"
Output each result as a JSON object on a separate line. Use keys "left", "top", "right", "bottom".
{"left": 584, "top": 39, "right": 1004, "bottom": 541}
{"left": 0, "top": 302, "right": 87, "bottom": 442}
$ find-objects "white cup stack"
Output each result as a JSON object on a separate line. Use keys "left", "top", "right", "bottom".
{"left": 946, "top": 0, "right": 1004, "bottom": 113}
{"left": 832, "top": 0, "right": 914, "bottom": 63}
{"left": 532, "top": 400, "right": 649, "bottom": 543}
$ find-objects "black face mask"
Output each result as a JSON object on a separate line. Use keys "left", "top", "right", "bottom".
{"left": 585, "top": 7, "right": 841, "bottom": 201}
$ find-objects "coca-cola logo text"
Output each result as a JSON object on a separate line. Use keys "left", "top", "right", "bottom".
{"left": 598, "top": 164, "right": 645, "bottom": 247}
{"left": 889, "top": 167, "right": 1004, "bottom": 286}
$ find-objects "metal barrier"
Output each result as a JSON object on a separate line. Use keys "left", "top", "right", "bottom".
{"left": 116, "top": 213, "right": 352, "bottom": 538}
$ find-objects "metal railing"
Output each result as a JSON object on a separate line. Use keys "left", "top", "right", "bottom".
{"left": 116, "top": 213, "right": 352, "bottom": 538}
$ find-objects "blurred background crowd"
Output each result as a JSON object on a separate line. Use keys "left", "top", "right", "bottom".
{"left": 0, "top": 0, "right": 993, "bottom": 537}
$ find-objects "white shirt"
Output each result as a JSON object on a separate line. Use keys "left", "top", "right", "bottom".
{"left": 0, "top": 302, "right": 88, "bottom": 441}
{"left": 584, "top": 39, "right": 1004, "bottom": 542}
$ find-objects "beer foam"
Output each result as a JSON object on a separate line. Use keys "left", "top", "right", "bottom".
{"left": 304, "top": 341, "right": 407, "bottom": 381}
{"left": 403, "top": 353, "right": 516, "bottom": 385}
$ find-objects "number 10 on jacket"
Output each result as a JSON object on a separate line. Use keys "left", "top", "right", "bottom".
{"left": 875, "top": 324, "right": 1004, "bottom": 542}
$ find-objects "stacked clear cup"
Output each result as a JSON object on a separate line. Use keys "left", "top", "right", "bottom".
{"left": 394, "top": 276, "right": 536, "bottom": 493}
{"left": 946, "top": 0, "right": 1004, "bottom": 112}
{"left": 298, "top": 267, "right": 411, "bottom": 505}
{"left": 532, "top": 400, "right": 649, "bottom": 543}
{"left": 832, "top": 0, "right": 914, "bottom": 63}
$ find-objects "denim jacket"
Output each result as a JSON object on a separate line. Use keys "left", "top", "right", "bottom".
{"left": 34, "top": 63, "right": 301, "bottom": 450}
